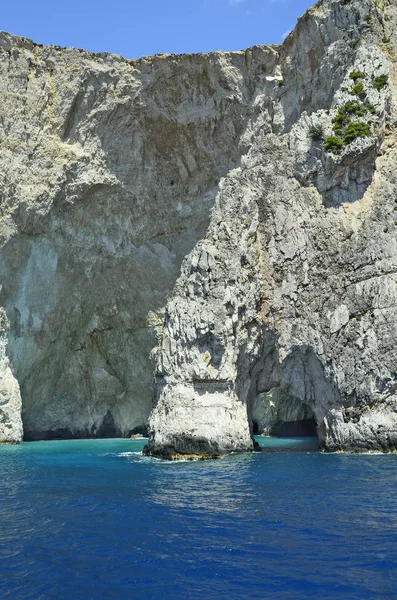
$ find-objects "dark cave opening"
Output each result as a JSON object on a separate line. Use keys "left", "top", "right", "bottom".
{"left": 251, "top": 411, "right": 319, "bottom": 452}
{"left": 250, "top": 385, "right": 319, "bottom": 441}
{"left": 252, "top": 415, "right": 318, "bottom": 438}
{"left": 270, "top": 417, "right": 317, "bottom": 438}
{"left": 23, "top": 411, "right": 150, "bottom": 442}
{"left": 247, "top": 339, "right": 338, "bottom": 450}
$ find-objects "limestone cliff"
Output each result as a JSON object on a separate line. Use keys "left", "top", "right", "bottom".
{"left": 145, "top": 0, "right": 397, "bottom": 458}
{"left": 1, "top": 0, "right": 397, "bottom": 455}
{"left": 0, "top": 29, "right": 260, "bottom": 440}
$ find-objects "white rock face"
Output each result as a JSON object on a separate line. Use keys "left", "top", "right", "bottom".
{"left": 145, "top": 0, "right": 397, "bottom": 457}
{"left": 2, "top": 0, "right": 397, "bottom": 454}
{"left": 0, "top": 31, "right": 278, "bottom": 440}
{"left": 0, "top": 329, "right": 23, "bottom": 443}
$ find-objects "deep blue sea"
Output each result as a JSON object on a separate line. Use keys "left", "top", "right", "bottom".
{"left": 1, "top": 438, "right": 396, "bottom": 600}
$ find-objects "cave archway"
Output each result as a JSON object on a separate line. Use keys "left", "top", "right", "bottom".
{"left": 251, "top": 386, "right": 318, "bottom": 440}
{"left": 246, "top": 336, "right": 341, "bottom": 449}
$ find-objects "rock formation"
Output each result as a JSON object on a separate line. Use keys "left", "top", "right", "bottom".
{"left": 1, "top": 0, "right": 397, "bottom": 456}
{"left": 144, "top": 0, "right": 397, "bottom": 458}
{"left": 0, "top": 28, "right": 255, "bottom": 440}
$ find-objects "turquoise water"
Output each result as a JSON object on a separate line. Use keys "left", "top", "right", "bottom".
{"left": 256, "top": 435, "right": 319, "bottom": 451}
{"left": 1, "top": 438, "right": 396, "bottom": 599}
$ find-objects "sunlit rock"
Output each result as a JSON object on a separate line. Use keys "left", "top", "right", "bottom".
{"left": 1, "top": 0, "right": 397, "bottom": 455}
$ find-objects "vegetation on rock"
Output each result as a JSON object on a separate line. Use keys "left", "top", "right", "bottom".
{"left": 308, "top": 124, "right": 325, "bottom": 141}
{"left": 364, "top": 100, "right": 376, "bottom": 114}
{"left": 349, "top": 70, "right": 366, "bottom": 82}
{"left": 372, "top": 74, "right": 388, "bottom": 90}
{"left": 344, "top": 121, "right": 371, "bottom": 143}
{"left": 324, "top": 136, "right": 344, "bottom": 154}
{"left": 322, "top": 68, "right": 380, "bottom": 154}
{"left": 350, "top": 82, "right": 367, "bottom": 100}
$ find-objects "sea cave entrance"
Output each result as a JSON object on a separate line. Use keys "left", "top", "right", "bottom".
{"left": 251, "top": 387, "right": 318, "bottom": 440}
{"left": 246, "top": 338, "right": 340, "bottom": 450}
{"left": 252, "top": 414, "right": 317, "bottom": 438}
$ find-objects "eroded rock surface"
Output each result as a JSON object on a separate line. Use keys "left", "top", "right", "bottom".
{"left": 2, "top": 0, "right": 397, "bottom": 454}
{"left": 145, "top": 0, "right": 397, "bottom": 458}
{"left": 0, "top": 30, "right": 278, "bottom": 440}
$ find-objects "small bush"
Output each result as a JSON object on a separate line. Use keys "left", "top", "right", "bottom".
{"left": 308, "top": 123, "right": 325, "bottom": 141}
{"left": 350, "top": 82, "right": 367, "bottom": 100}
{"left": 382, "top": 35, "right": 391, "bottom": 44}
{"left": 364, "top": 101, "right": 376, "bottom": 115}
{"left": 344, "top": 102, "right": 366, "bottom": 116}
{"left": 332, "top": 103, "right": 366, "bottom": 136}
{"left": 324, "top": 136, "right": 344, "bottom": 154}
{"left": 344, "top": 121, "right": 371, "bottom": 144}
{"left": 333, "top": 107, "right": 349, "bottom": 131}
{"left": 351, "top": 37, "right": 362, "bottom": 49}
{"left": 372, "top": 75, "right": 388, "bottom": 90}
{"left": 349, "top": 71, "right": 366, "bottom": 82}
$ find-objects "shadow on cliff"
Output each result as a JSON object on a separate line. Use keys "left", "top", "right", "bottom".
{"left": 246, "top": 333, "right": 342, "bottom": 448}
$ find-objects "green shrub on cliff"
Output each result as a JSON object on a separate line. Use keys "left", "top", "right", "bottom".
{"left": 332, "top": 102, "right": 367, "bottom": 135}
{"left": 344, "top": 121, "right": 371, "bottom": 144}
{"left": 364, "top": 101, "right": 376, "bottom": 114}
{"left": 349, "top": 70, "right": 366, "bottom": 82}
{"left": 372, "top": 75, "right": 388, "bottom": 90}
{"left": 308, "top": 124, "right": 325, "bottom": 141}
{"left": 350, "top": 82, "right": 367, "bottom": 100}
{"left": 324, "top": 136, "right": 344, "bottom": 154}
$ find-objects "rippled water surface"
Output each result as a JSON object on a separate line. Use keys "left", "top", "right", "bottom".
{"left": 1, "top": 438, "right": 396, "bottom": 599}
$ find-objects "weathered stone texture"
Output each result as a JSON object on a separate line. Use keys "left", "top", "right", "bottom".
{"left": 1, "top": 0, "right": 397, "bottom": 454}
{"left": 145, "top": 0, "right": 397, "bottom": 457}
{"left": 0, "top": 31, "right": 266, "bottom": 439}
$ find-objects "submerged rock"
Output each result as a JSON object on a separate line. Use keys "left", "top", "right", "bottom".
{"left": 1, "top": 0, "right": 397, "bottom": 455}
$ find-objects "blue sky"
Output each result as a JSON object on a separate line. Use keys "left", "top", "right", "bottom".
{"left": 2, "top": 0, "right": 314, "bottom": 58}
